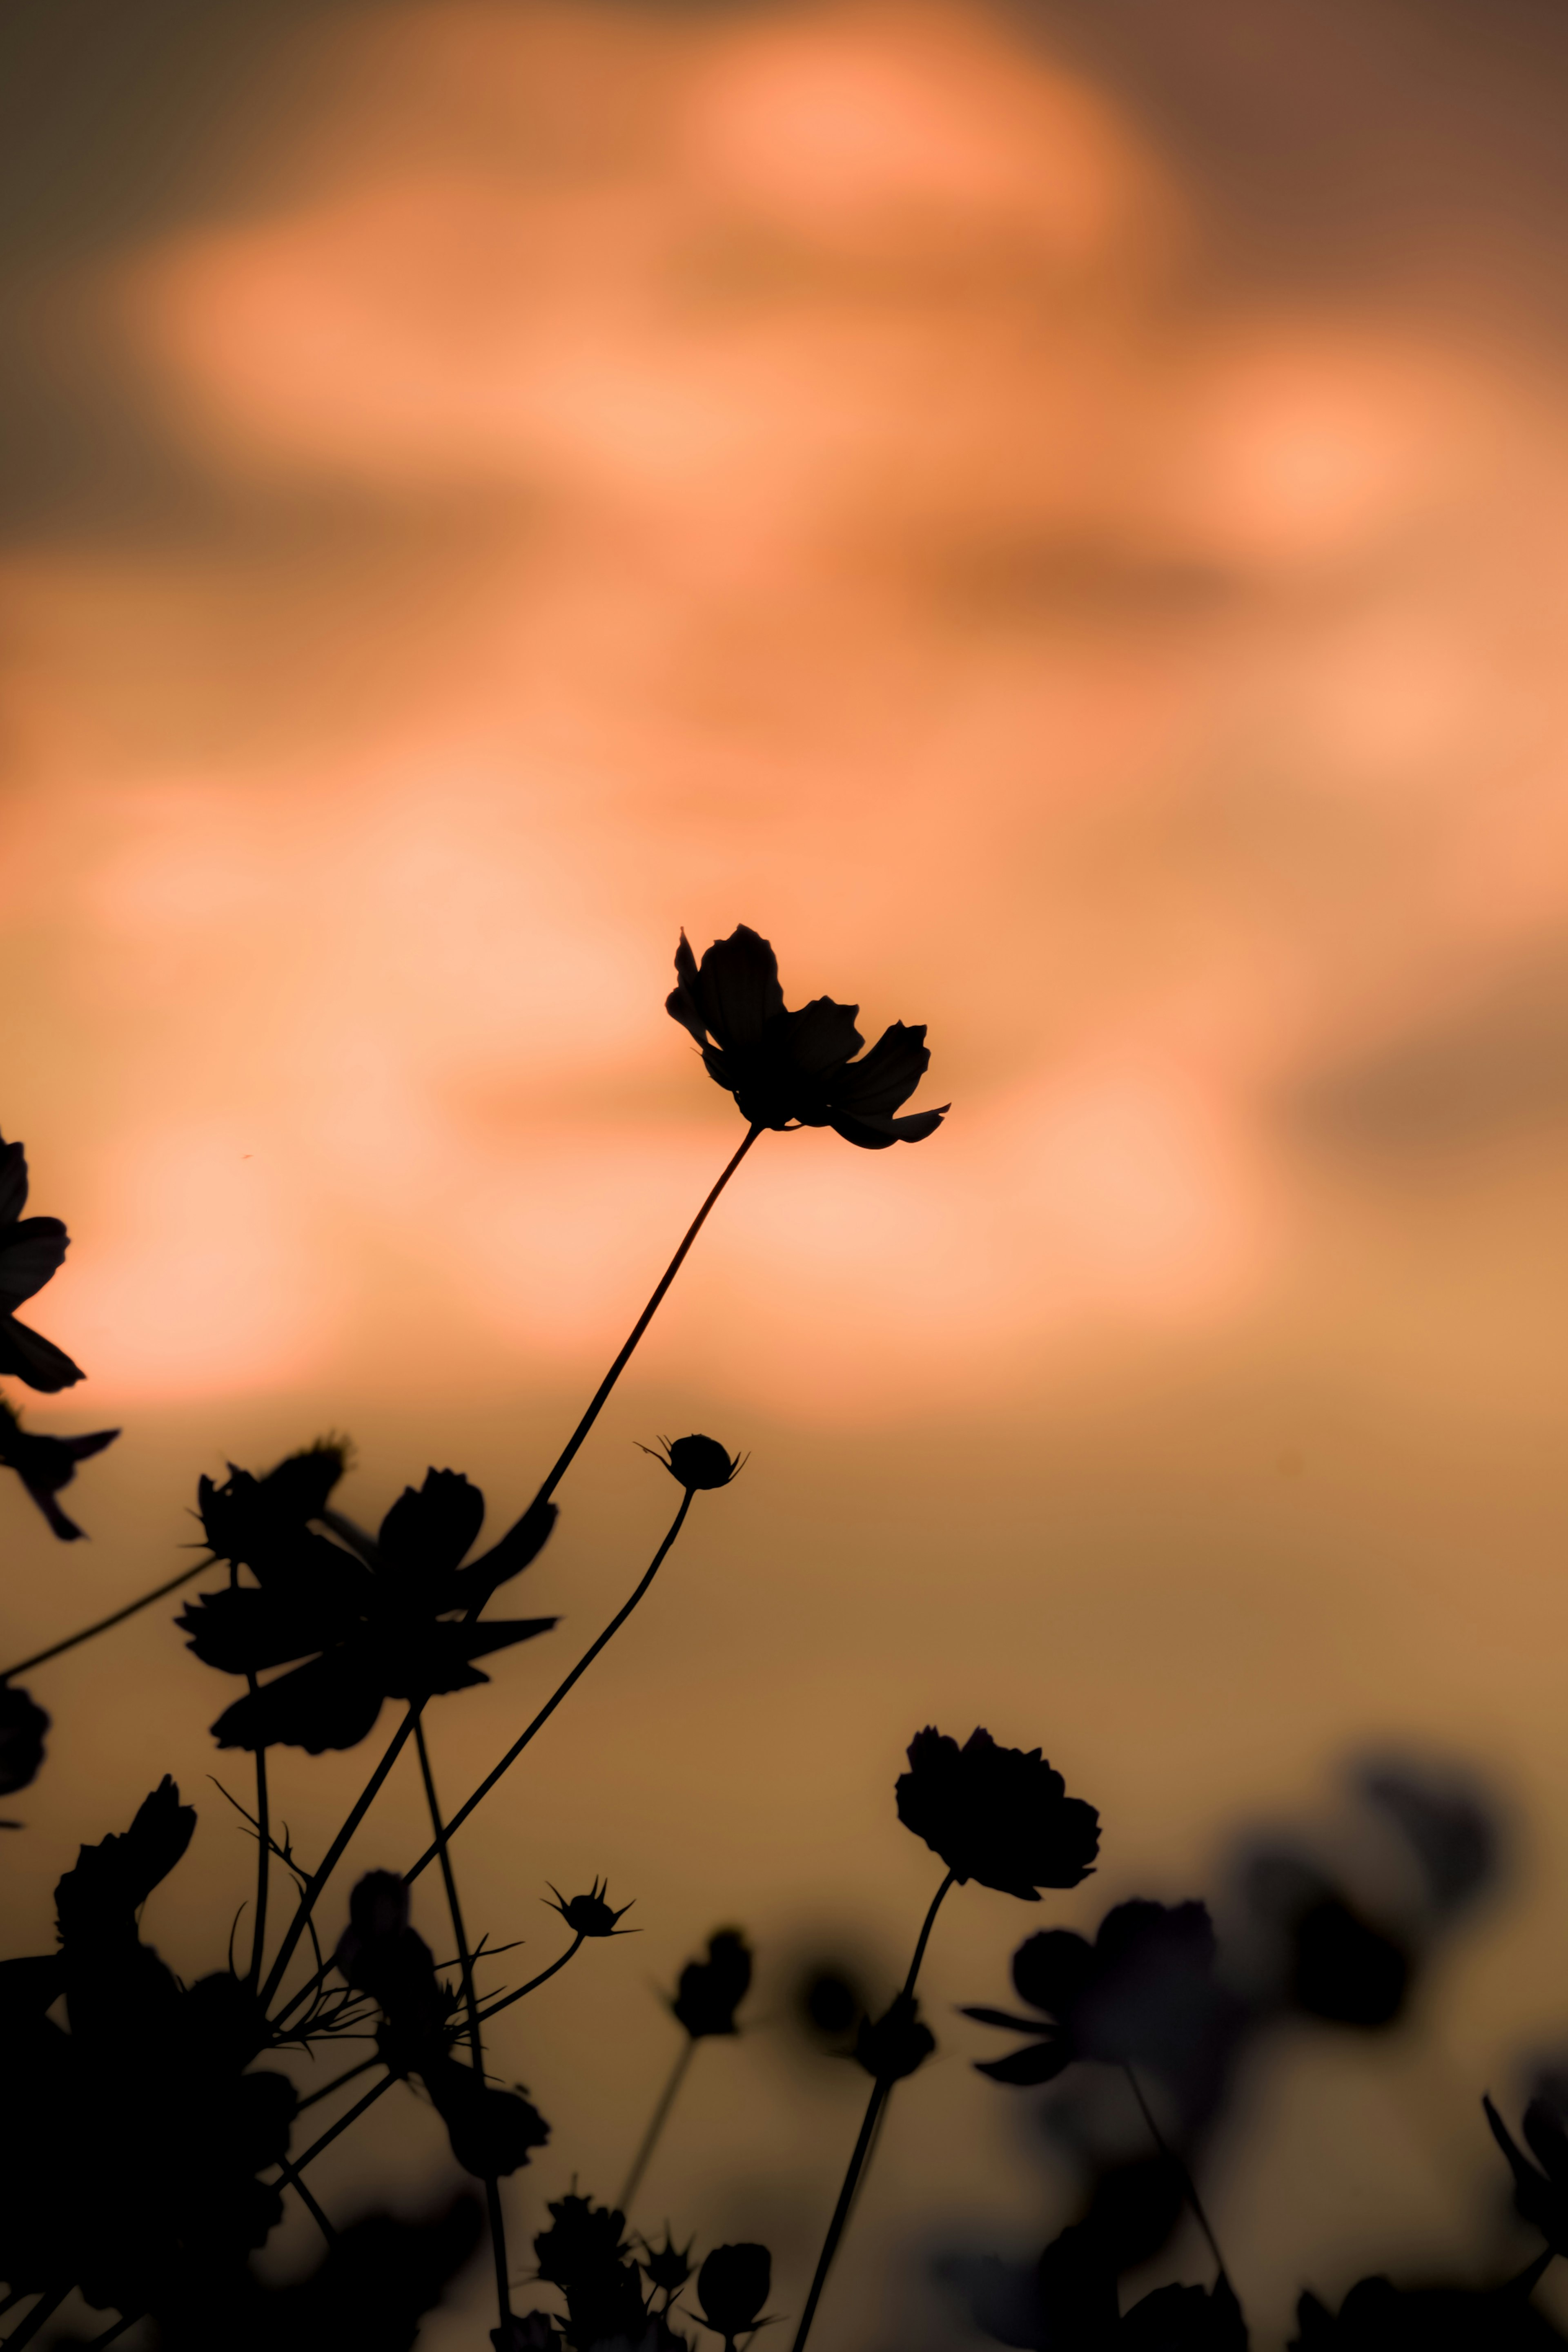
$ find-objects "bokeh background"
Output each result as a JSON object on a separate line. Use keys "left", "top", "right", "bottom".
{"left": 8, "top": 0, "right": 1568, "bottom": 2342}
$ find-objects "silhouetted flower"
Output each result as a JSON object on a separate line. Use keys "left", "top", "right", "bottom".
{"left": 964, "top": 1901, "right": 1218, "bottom": 2088}
{"left": 694, "top": 2244, "right": 772, "bottom": 2345}
{"left": 1293, "top": 2274, "right": 1560, "bottom": 2347}
{"left": 548, "top": 1878, "right": 635, "bottom": 1937}
{"left": 1289, "top": 1895, "right": 1409, "bottom": 2029}
{"left": 853, "top": 1991, "right": 935, "bottom": 2084}
{"left": 422, "top": 2054, "right": 550, "bottom": 2180}
{"left": 334, "top": 1870, "right": 448, "bottom": 2043}
{"left": 1485, "top": 2093, "right": 1568, "bottom": 2256}
{"left": 0, "top": 1682, "right": 49, "bottom": 1797}
{"left": 0, "top": 1399, "right": 118, "bottom": 1541}
{"left": 896, "top": 1727, "right": 1100, "bottom": 1901}
{"left": 639, "top": 1435, "right": 745, "bottom": 1492}
{"left": 671, "top": 1930, "right": 752, "bottom": 2039}
{"left": 0, "top": 1135, "right": 85, "bottom": 1391}
{"left": 180, "top": 1460, "right": 559, "bottom": 1752}
{"left": 667, "top": 926, "right": 947, "bottom": 1148}
{"left": 534, "top": 2194, "right": 649, "bottom": 2350}
{"left": 641, "top": 2231, "right": 695, "bottom": 2298}
{"left": 798, "top": 1965, "right": 864, "bottom": 2046}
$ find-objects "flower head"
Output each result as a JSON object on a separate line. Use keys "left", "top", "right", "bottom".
{"left": 667, "top": 926, "right": 947, "bottom": 1148}
{"left": 180, "top": 1456, "right": 559, "bottom": 1753}
{"left": 640, "top": 2229, "right": 695, "bottom": 2298}
{"left": 0, "top": 1398, "right": 118, "bottom": 1541}
{"left": 670, "top": 1929, "right": 752, "bottom": 2040}
{"left": 895, "top": 1727, "right": 1100, "bottom": 1901}
{"left": 639, "top": 1434, "right": 745, "bottom": 1492}
{"left": 963, "top": 1900, "right": 1217, "bottom": 2087}
{"left": 694, "top": 2243, "right": 772, "bottom": 2343}
{"left": 0, "top": 1683, "right": 49, "bottom": 1798}
{"left": 0, "top": 1135, "right": 85, "bottom": 1392}
{"left": 546, "top": 1878, "right": 635, "bottom": 1938}
{"left": 853, "top": 1991, "right": 935, "bottom": 2084}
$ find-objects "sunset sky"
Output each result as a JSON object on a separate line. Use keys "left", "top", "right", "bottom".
{"left": 8, "top": 2, "right": 1568, "bottom": 2342}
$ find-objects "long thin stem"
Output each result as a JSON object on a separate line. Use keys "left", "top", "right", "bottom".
{"left": 619, "top": 2038, "right": 695, "bottom": 2213}
{"left": 0, "top": 1558, "right": 210, "bottom": 1682}
{"left": 296, "top": 2053, "right": 381, "bottom": 2113}
{"left": 1122, "top": 2062, "right": 1229, "bottom": 2285}
{"left": 261, "top": 1705, "right": 420, "bottom": 2011}
{"left": 276, "top": 2072, "right": 396, "bottom": 2194}
{"left": 790, "top": 1871, "right": 957, "bottom": 2352}
{"left": 414, "top": 1714, "right": 512, "bottom": 2335}
{"left": 248, "top": 1683, "right": 270, "bottom": 1992}
{"left": 2, "top": 2286, "right": 69, "bottom": 2348}
{"left": 289, "top": 2170, "right": 338, "bottom": 2247}
{"left": 407, "top": 1490, "right": 696, "bottom": 1881}
{"left": 477, "top": 1933, "right": 585, "bottom": 2026}
{"left": 527, "top": 1124, "right": 761, "bottom": 1512}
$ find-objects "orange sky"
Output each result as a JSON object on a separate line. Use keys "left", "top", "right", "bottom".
{"left": 9, "top": 3, "right": 1568, "bottom": 2343}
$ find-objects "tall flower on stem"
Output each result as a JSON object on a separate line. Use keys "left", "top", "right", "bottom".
{"left": 789, "top": 1727, "right": 1099, "bottom": 2352}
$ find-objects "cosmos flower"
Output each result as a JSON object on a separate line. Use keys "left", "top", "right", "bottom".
{"left": 666, "top": 926, "right": 947, "bottom": 1149}
{"left": 963, "top": 1901, "right": 1219, "bottom": 2087}
{"left": 670, "top": 1930, "right": 752, "bottom": 2040}
{"left": 546, "top": 1879, "right": 635, "bottom": 1938}
{"left": 639, "top": 1435, "right": 745, "bottom": 1492}
{"left": 693, "top": 2244, "right": 772, "bottom": 2345}
{"left": 180, "top": 1461, "right": 559, "bottom": 1754}
{"left": 0, "top": 1135, "right": 85, "bottom": 1392}
{"left": 0, "top": 1398, "right": 118, "bottom": 1541}
{"left": 895, "top": 1728, "right": 1100, "bottom": 1901}
{"left": 0, "top": 1683, "right": 49, "bottom": 1799}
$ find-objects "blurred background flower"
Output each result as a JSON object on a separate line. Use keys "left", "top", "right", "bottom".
{"left": 7, "top": 0, "right": 1568, "bottom": 2343}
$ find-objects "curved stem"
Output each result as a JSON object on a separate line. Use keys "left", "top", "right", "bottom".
{"left": 274, "top": 2072, "right": 395, "bottom": 2203}
{"left": 1122, "top": 2062, "right": 1229, "bottom": 2286}
{"left": 790, "top": 1873, "right": 957, "bottom": 2352}
{"left": 477, "top": 1933, "right": 586, "bottom": 2026}
{"left": 0, "top": 1558, "right": 210, "bottom": 1682}
{"left": 406, "top": 1490, "right": 695, "bottom": 1881}
{"left": 619, "top": 2038, "right": 695, "bottom": 2213}
{"left": 261, "top": 1705, "right": 420, "bottom": 2011}
{"left": 248, "top": 1686, "right": 270, "bottom": 1992}
{"left": 414, "top": 1715, "right": 512, "bottom": 2334}
{"left": 528, "top": 1125, "right": 761, "bottom": 1511}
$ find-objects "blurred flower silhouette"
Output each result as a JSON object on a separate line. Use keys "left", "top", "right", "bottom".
{"left": 639, "top": 1434, "right": 745, "bottom": 1492}
{"left": 1292, "top": 2273, "right": 1560, "bottom": 2347}
{"left": 964, "top": 1901, "right": 1220, "bottom": 2087}
{"left": 670, "top": 1930, "right": 752, "bottom": 2039}
{"left": 1485, "top": 2092, "right": 1568, "bottom": 2258}
{"left": 640, "top": 2229, "right": 695, "bottom": 2299}
{"left": 0, "top": 1134, "right": 85, "bottom": 1391}
{"left": 693, "top": 2243, "right": 772, "bottom": 2346}
{"left": 853, "top": 1991, "right": 935, "bottom": 2085}
{"left": 180, "top": 1457, "right": 558, "bottom": 1752}
{"left": 0, "top": 1398, "right": 118, "bottom": 1541}
{"left": 666, "top": 927, "right": 947, "bottom": 1149}
{"left": 0, "top": 1681, "right": 49, "bottom": 1800}
{"left": 896, "top": 1728, "right": 1100, "bottom": 1900}
{"left": 547, "top": 1879, "right": 635, "bottom": 1938}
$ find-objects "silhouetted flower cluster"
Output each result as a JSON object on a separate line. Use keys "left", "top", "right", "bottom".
{"left": 667, "top": 926, "right": 947, "bottom": 1148}
{"left": 897, "top": 1726, "right": 1100, "bottom": 1899}
{"left": 180, "top": 1449, "right": 558, "bottom": 1751}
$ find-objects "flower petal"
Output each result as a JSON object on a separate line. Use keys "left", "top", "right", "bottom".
{"left": 696, "top": 926, "right": 785, "bottom": 1049}
{"left": 212, "top": 1652, "right": 386, "bottom": 1753}
{"left": 179, "top": 1585, "right": 343, "bottom": 1675}
{"left": 786, "top": 996, "right": 863, "bottom": 1076}
{"left": 0, "top": 1315, "right": 84, "bottom": 1392}
{"left": 828, "top": 1022, "right": 930, "bottom": 1115}
{"left": 829, "top": 1105, "right": 948, "bottom": 1150}
{"left": 974, "top": 2038, "right": 1074, "bottom": 2087}
{"left": 0, "top": 1140, "right": 28, "bottom": 1224}
{"left": 665, "top": 930, "right": 710, "bottom": 1046}
{"left": 0, "top": 1217, "right": 69, "bottom": 1308}
{"left": 447, "top": 1496, "right": 557, "bottom": 1607}
{"left": 377, "top": 1468, "right": 486, "bottom": 1583}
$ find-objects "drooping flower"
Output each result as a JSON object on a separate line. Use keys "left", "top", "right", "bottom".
{"left": 546, "top": 1879, "right": 635, "bottom": 1938}
{"left": 693, "top": 2244, "right": 772, "bottom": 2344}
{"left": 639, "top": 1434, "right": 745, "bottom": 1492}
{"left": 670, "top": 1930, "right": 752, "bottom": 2040}
{"left": 0, "top": 1135, "right": 85, "bottom": 1392}
{"left": 895, "top": 1728, "right": 1100, "bottom": 1901}
{"left": 0, "top": 1398, "right": 118, "bottom": 1541}
{"left": 963, "top": 1900, "right": 1219, "bottom": 2087}
{"left": 0, "top": 1683, "right": 49, "bottom": 1799}
{"left": 179, "top": 1456, "right": 559, "bottom": 1753}
{"left": 666, "top": 927, "right": 947, "bottom": 1149}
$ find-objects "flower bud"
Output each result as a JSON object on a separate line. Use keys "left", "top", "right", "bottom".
{"left": 671, "top": 1929, "right": 752, "bottom": 2039}
{"left": 695, "top": 2243, "right": 771, "bottom": 2341}
{"left": 854, "top": 1991, "right": 935, "bottom": 2084}
{"left": 641, "top": 1435, "right": 744, "bottom": 1492}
